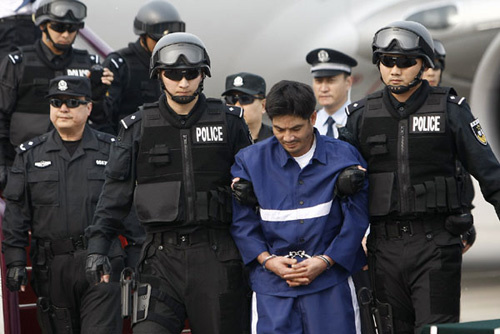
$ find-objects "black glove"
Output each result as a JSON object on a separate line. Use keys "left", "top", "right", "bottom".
{"left": 335, "top": 166, "right": 366, "bottom": 198}
{"left": 85, "top": 254, "right": 111, "bottom": 285}
{"left": 462, "top": 225, "right": 476, "bottom": 248}
{"left": 6, "top": 264, "right": 27, "bottom": 292}
{"left": 0, "top": 164, "right": 8, "bottom": 191}
{"left": 232, "top": 178, "right": 258, "bottom": 207}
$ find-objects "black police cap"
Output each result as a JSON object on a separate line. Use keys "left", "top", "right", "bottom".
{"left": 306, "top": 48, "right": 357, "bottom": 78}
{"left": 46, "top": 75, "right": 92, "bottom": 99}
{"left": 222, "top": 72, "right": 266, "bottom": 97}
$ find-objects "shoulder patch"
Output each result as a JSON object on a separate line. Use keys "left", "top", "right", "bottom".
{"left": 8, "top": 51, "right": 23, "bottom": 65}
{"left": 120, "top": 110, "right": 143, "bottom": 130}
{"left": 96, "top": 132, "right": 116, "bottom": 144}
{"left": 346, "top": 99, "right": 365, "bottom": 116}
{"left": 15, "top": 135, "right": 47, "bottom": 154}
{"left": 470, "top": 118, "right": 488, "bottom": 146}
{"left": 448, "top": 94, "right": 466, "bottom": 106}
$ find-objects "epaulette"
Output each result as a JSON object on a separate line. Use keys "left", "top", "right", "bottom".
{"left": 89, "top": 53, "right": 100, "bottom": 64}
{"left": 345, "top": 99, "right": 365, "bottom": 116}
{"left": 7, "top": 50, "right": 23, "bottom": 65}
{"left": 120, "top": 110, "right": 143, "bottom": 130}
{"left": 96, "top": 132, "right": 116, "bottom": 144}
{"left": 206, "top": 98, "right": 243, "bottom": 118}
{"left": 448, "top": 94, "right": 466, "bottom": 106}
{"left": 15, "top": 135, "right": 48, "bottom": 154}
{"left": 108, "top": 53, "right": 124, "bottom": 70}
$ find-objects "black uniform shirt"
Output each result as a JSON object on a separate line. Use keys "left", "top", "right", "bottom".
{"left": 1, "top": 126, "right": 115, "bottom": 265}
{"left": 345, "top": 82, "right": 500, "bottom": 218}
{"left": 86, "top": 94, "right": 253, "bottom": 255}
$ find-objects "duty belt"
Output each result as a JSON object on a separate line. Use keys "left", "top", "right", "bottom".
{"left": 37, "top": 235, "right": 87, "bottom": 256}
{"left": 155, "top": 229, "right": 209, "bottom": 246}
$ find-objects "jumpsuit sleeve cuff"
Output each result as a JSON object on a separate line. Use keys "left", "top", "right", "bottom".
{"left": 3, "top": 246, "right": 27, "bottom": 267}
{"left": 87, "top": 235, "right": 112, "bottom": 255}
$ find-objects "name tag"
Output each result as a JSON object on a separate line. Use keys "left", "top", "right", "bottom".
{"left": 409, "top": 114, "right": 445, "bottom": 133}
{"left": 95, "top": 160, "right": 108, "bottom": 166}
{"left": 193, "top": 125, "right": 226, "bottom": 144}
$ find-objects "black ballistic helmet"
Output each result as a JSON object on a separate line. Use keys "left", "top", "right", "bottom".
{"left": 34, "top": 0, "right": 87, "bottom": 26}
{"left": 433, "top": 39, "right": 446, "bottom": 70}
{"left": 150, "top": 32, "right": 211, "bottom": 78}
{"left": 134, "top": 0, "right": 185, "bottom": 41}
{"left": 372, "top": 21, "right": 435, "bottom": 68}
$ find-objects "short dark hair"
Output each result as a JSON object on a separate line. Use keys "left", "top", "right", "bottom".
{"left": 266, "top": 80, "right": 316, "bottom": 120}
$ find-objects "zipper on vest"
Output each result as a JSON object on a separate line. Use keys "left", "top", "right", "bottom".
{"left": 398, "top": 120, "right": 411, "bottom": 213}
{"left": 181, "top": 131, "right": 196, "bottom": 223}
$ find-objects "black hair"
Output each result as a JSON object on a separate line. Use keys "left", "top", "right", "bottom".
{"left": 266, "top": 80, "right": 316, "bottom": 120}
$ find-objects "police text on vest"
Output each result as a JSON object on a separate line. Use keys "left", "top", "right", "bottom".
{"left": 410, "top": 114, "right": 445, "bottom": 133}
{"left": 194, "top": 125, "right": 225, "bottom": 143}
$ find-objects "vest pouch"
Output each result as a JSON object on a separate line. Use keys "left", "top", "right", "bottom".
{"left": 134, "top": 181, "right": 181, "bottom": 224}
{"left": 368, "top": 172, "right": 395, "bottom": 216}
{"left": 366, "top": 134, "right": 388, "bottom": 155}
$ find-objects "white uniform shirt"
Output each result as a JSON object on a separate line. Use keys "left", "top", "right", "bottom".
{"left": 314, "top": 100, "right": 350, "bottom": 138}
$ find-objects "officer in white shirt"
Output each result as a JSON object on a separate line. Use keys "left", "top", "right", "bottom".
{"left": 306, "top": 48, "right": 357, "bottom": 138}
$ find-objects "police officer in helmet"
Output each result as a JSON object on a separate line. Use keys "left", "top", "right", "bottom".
{"left": 342, "top": 21, "right": 500, "bottom": 333}
{"left": 0, "top": 0, "right": 114, "bottom": 190}
{"left": 104, "top": 0, "right": 185, "bottom": 133}
{"left": 85, "top": 32, "right": 252, "bottom": 333}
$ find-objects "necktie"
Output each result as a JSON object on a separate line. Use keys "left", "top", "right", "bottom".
{"left": 326, "top": 117, "right": 335, "bottom": 137}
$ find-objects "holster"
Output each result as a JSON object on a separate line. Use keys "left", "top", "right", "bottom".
{"left": 36, "top": 297, "right": 74, "bottom": 334}
{"left": 444, "top": 213, "right": 474, "bottom": 236}
{"left": 357, "top": 287, "right": 394, "bottom": 334}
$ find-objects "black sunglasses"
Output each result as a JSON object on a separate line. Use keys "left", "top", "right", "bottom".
{"left": 225, "top": 94, "right": 259, "bottom": 106}
{"left": 49, "top": 98, "right": 89, "bottom": 108}
{"left": 49, "top": 22, "right": 81, "bottom": 33}
{"left": 162, "top": 68, "right": 201, "bottom": 81}
{"left": 379, "top": 56, "right": 418, "bottom": 68}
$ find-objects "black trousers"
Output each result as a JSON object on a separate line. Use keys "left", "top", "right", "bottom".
{"left": 32, "top": 248, "right": 123, "bottom": 334}
{"left": 367, "top": 219, "right": 462, "bottom": 334}
{"left": 133, "top": 228, "right": 250, "bottom": 334}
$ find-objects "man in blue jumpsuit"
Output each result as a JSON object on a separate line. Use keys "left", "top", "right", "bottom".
{"left": 231, "top": 80, "right": 369, "bottom": 334}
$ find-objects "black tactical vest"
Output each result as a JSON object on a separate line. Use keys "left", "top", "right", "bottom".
{"left": 12, "top": 43, "right": 98, "bottom": 146}
{"left": 134, "top": 100, "right": 234, "bottom": 227}
{"left": 115, "top": 43, "right": 161, "bottom": 119}
{"left": 357, "top": 87, "right": 463, "bottom": 216}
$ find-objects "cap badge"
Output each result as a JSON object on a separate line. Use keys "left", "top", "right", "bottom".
{"left": 318, "top": 50, "right": 330, "bottom": 63}
{"left": 58, "top": 80, "right": 68, "bottom": 92}
{"left": 233, "top": 76, "right": 244, "bottom": 87}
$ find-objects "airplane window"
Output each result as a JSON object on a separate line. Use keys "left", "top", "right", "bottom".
{"left": 406, "top": 5, "right": 458, "bottom": 30}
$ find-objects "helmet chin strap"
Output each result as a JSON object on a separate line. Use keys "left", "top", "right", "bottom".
{"left": 43, "top": 27, "right": 73, "bottom": 51}
{"left": 161, "top": 78, "right": 205, "bottom": 105}
{"left": 387, "top": 65, "right": 425, "bottom": 95}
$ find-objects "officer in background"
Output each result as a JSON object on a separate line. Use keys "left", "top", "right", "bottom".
{"left": 85, "top": 32, "right": 252, "bottom": 334}
{"left": 306, "top": 48, "right": 357, "bottom": 138}
{"left": 222, "top": 72, "right": 272, "bottom": 143}
{"left": 342, "top": 21, "right": 500, "bottom": 333}
{"left": 104, "top": 0, "right": 185, "bottom": 133}
{"left": 0, "top": 0, "right": 114, "bottom": 190}
{"left": 0, "top": 0, "right": 42, "bottom": 60}
{"left": 422, "top": 39, "right": 477, "bottom": 253}
{"left": 1, "top": 76, "right": 122, "bottom": 334}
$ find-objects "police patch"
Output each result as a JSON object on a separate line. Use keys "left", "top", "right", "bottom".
{"left": 193, "top": 124, "right": 227, "bottom": 144}
{"left": 34, "top": 160, "right": 51, "bottom": 168}
{"left": 470, "top": 119, "right": 487, "bottom": 145}
{"left": 409, "top": 113, "right": 445, "bottom": 133}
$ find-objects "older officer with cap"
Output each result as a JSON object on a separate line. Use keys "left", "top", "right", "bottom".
{"left": 222, "top": 72, "right": 273, "bottom": 143}
{"left": 1, "top": 75, "right": 122, "bottom": 333}
{"left": 306, "top": 48, "right": 357, "bottom": 138}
